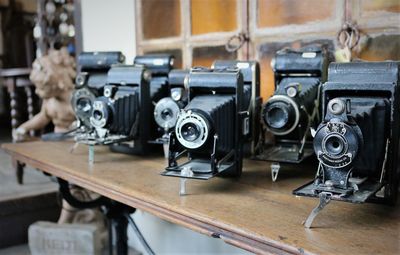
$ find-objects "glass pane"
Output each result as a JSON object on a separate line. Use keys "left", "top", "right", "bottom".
{"left": 142, "top": 0, "right": 181, "bottom": 39}
{"left": 258, "top": 0, "right": 335, "bottom": 28}
{"left": 192, "top": 46, "right": 237, "bottom": 67}
{"left": 359, "top": 35, "right": 400, "bottom": 61}
{"left": 362, "top": 0, "right": 400, "bottom": 13}
{"left": 144, "top": 49, "right": 183, "bottom": 69}
{"left": 258, "top": 40, "right": 334, "bottom": 100}
{"left": 191, "top": 0, "right": 237, "bottom": 35}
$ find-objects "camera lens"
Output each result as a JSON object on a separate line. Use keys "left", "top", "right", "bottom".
{"left": 175, "top": 111, "right": 209, "bottom": 149}
{"left": 93, "top": 110, "right": 103, "bottom": 121}
{"left": 266, "top": 106, "right": 288, "bottom": 129}
{"left": 324, "top": 135, "right": 345, "bottom": 156}
{"left": 263, "top": 95, "right": 299, "bottom": 136}
{"left": 77, "top": 98, "right": 91, "bottom": 112}
{"left": 263, "top": 95, "right": 300, "bottom": 135}
{"left": 181, "top": 122, "right": 200, "bottom": 142}
{"left": 154, "top": 98, "right": 181, "bottom": 129}
{"left": 161, "top": 108, "right": 173, "bottom": 121}
{"left": 314, "top": 121, "right": 361, "bottom": 169}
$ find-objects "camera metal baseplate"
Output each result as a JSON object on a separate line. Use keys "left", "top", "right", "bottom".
{"left": 163, "top": 159, "right": 234, "bottom": 180}
{"left": 293, "top": 180, "right": 384, "bottom": 203}
{"left": 256, "top": 144, "right": 314, "bottom": 163}
{"left": 293, "top": 180, "right": 385, "bottom": 227}
{"left": 256, "top": 143, "right": 314, "bottom": 181}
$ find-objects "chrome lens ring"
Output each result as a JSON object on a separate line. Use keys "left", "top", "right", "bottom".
{"left": 72, "top": 88, "right": 96, "bottom": 127}
{"left": 175, "top": 110, "right": 209, "bottom": 149}
{"left": 90, "top": 100, "right": 109, "bottom": 128}
{"left": 263, "top": 95, "right": 300, "bottom": 136}
{"left": 154, "top": 97, "right": 181, "bottom": 130}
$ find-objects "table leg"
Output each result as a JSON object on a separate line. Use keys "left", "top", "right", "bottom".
{"left": 24, "top": 86, "right": 35, "bottom": 136}
{"left": 57, "top": 178, "right": 135, "bottom": 255}
{"left": 11, "top": 158, "right": 26, "bottom": 184}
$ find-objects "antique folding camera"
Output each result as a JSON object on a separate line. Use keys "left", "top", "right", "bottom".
{"left": 72, "top": 51, "right": 125, "bottom": 128}
{"left": 294, "top": 61, "right": 399, "bottom": 211}
{"left": 153, "top": 69, "right": 189, "bottom": 145}
{"left": 162, "top": 67, "right": 249, "bottom": 180}
{"left": 73, "top": 63, "right": 154, "bottom": 154}
{"left": 256, "top": 45, "right": 330, "bottom": 180}
{"left": 212, "top": 60, "right": 261, "bottom": 156}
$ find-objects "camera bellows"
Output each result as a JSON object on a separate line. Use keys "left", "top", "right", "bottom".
{"left": 110, "top": 93, "right": 140, "bottom": 137}
{"left": 177, "top": 95, "right": 235, "bottom": 153}
{"left": 163, "top": 67, "right": 247, "bottom": 180}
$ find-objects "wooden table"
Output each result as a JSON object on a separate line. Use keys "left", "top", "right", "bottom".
{"left": 2, "top": 141, "right": 399, "bottom": 255}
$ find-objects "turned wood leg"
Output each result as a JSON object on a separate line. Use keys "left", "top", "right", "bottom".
{"left": 7, "top": 78, "right": 26, "bottom": 184}
{"left": 25, "top": 86, "right": 35, "bottom": 136}
{"left": 11, "top": 158, "right": 26, "bottom": 185}
{"left": 7, "top": 78, "right": 19, "bottom": 136}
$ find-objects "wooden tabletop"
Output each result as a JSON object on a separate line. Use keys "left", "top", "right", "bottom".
{"left": 2, "top": 141, "right": 399, "bottom": 255}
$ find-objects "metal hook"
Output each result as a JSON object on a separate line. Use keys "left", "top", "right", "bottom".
{"left": 337, "top": 22, "right": 360, "bottom": 50}
{"left": 225, "top": 33, "right": 249, "bottom": 53}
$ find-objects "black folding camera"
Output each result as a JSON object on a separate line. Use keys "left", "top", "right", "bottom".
{"left": 108, "top": 54, "right": 175, "bottom": 154}
{"left": 73, "top": 62, "right": 154, "bottom": 154}
{"left": 256, "top": 45, "right": 330, "bottom": 180}
{"left": 72, "top": 51, "right": 125, "bottom": 128}
{"left": 294, "top": 61, "right": 400, "bottom": 205}
{"left": 162, "top": 67, "right": 248, "bottom": 179}
{"left": 153, "top": 69, "right": 189, "bottom": 145}
{"left": 212, "top": 60, "right": 262, "bottom": 156}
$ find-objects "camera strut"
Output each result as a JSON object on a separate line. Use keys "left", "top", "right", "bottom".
{"left": 303, "top": 192, "right": 332, "bottom": 228}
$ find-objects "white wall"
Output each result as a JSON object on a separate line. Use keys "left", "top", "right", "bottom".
{"left": 80, "top": 1, "right": 250, "bottom": 254}
{"left": 80, "top": 0, "right": 136, "bottom": 63}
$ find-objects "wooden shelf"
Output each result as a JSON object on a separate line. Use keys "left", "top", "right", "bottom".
{"left": 2, "top": 141, "right": 399, "bottom": 254}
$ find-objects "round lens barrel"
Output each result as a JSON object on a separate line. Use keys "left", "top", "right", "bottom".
{"left": 265, "top": 106, "right": 289, "bottom": 129}
{"left": 324, "top": 135, "right": 346, "bottom": 156}
{"left": 181, "top": 122, "right": 201, "bottom": 142}
{"left": 263, "top": 96, "right": 299, "bottom": 136}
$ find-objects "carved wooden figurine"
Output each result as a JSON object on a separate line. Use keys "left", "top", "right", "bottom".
{"left": 13, "top": 47, "right": 76, "bottom": 141}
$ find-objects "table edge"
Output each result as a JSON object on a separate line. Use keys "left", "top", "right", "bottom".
{"left": 2, "top": 143, "right": 310, "bottom": 255}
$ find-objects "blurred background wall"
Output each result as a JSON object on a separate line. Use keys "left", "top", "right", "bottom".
{"left": 80, "top": 0, "right": 136, "bottom": 63}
